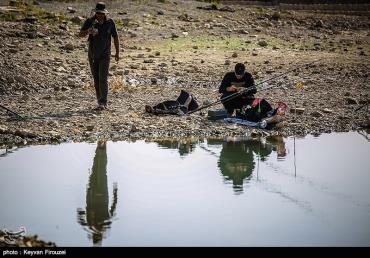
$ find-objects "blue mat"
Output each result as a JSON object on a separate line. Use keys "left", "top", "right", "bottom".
{"left": 224, "top": 117, "right": 267, "bottom": 129}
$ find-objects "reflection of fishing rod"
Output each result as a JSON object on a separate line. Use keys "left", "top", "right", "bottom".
{"left": 257, "top": 139, "right": 260, "bottom": 181}
{"left": 188, "top": 59, "right": 320, "bottom": 115}
{"left": 294, "top": 136, "right": 297, "bottom": 177}
{"left": 199, "top": 144, "right": 219, "bottom": 158}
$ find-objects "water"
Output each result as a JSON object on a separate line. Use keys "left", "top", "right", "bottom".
{"left": 0, "top": 131, "right": 369, "bottom": 247}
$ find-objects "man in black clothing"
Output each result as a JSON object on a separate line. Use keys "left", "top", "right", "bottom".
{"left": 79, "top": 2, "right": 120, "bottom": 110}
{"left": 219, "top": 63, "right": 257, "bottom": 116}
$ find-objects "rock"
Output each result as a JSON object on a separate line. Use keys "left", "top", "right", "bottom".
{"left": 322, "top": 108, "right": 333, "bottom": 113}
{"left": 42, "top": 95, "right": 52, "bottom": 100}
{"left": 14, "top": 75, "right": 27, "bottom": 84}
{"left": 178, "top": 14, "right": 193, "bottom": 22}
{"left": 315, "top": 19, "right": 324, "bottom": 28}
{"left": 258, "top": 40, "right": 268, "bottom": 47}
{"left": 130, "top": 64, "right": 139, "bottom": 69}
{"left": 232, "top": 52, "right": 238, "bottom": 58}
{"left": 130, "top": 125, "right": 139, "bottom": 133}
{"left": 345, "top": 97, "right": 358, "bottom": 105}
{"left": 238, "top": 29, "right": 249, "bottom": 34}
{"left": 21, "top": 95, "right": 29, "bottom": 101}
{"left": 122, "top": 18, "right": 130, "bottom": 26}
{"left": 197, "top": 4, "right": 218, "bottom": 11}
{"left": 128, "top": 31, "right": 137, "bottom": 38}
{"left": 271, "top": 12, "right": 280, "bottom": 20}
{"left": 311, "top": 111, "right": 323, "bottom": 118}
{"left": 23, "top": 16, "right": 38, "bottom": 24}
{"left": 192, "top": 45, "right": 198, "bottom": 50}
{"left": 55, "top": 95, "right": 67, "bottom": 101}
{"left": 252, "top": 52, "right": 258, "bottom": 56}
{"left": 86, "top": 125, "right": 94, "bottom": 131}
{"left": 114, "top": 70, "right": 124, "bottom": 76}
{"left": 71, "top": 16, "right": 84, "bottom": 24}
{"left": 59, "top": 24, "right": 69, "bottom": 31}
{"left": 290, "top": 107, "right": 305, "bottom": 115}
{"left": 224, "top": 60, "right": 231, "bottom": 65}
{"left": 33, "top": 0, "right": 40, "bottom": 5}
{"left": 171, "top": 32, "right": 179, "bottom": 39}
{"left": 219, "top": 6, "right": 235, "bottom": 12}
{"left": 67, "top": 79, "right": 76, "bottom": 87}
{"left": 0, "top": 125, "right": 8, "bottom": 134}
{"left": 123, "top": 69, "right": 130, "bottom": 75}
{"left": 67, "top": 7, "right": 76, "bottom": 14}
{"left": 143, "top": 59, "right": 154, "bottom": 63}
{"left": 63, "top": 43, "right": 74, "bottom": 51}
{"left": 157, "top": 10, "right": 164, "bottom": 15}
{"left": 137, "top": 53, "right": 145, "bottom": 58}
{"left": 5, "top": 128, "right": 37, "bottom": 138}
{"left": 155, "top": 51, "right": 161, "bottom": 56}
{"left": 150, "top": 78, "right": 158, "bottom": 84}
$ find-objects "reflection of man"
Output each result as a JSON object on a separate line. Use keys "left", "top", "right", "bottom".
{"left": 77, "top": 141, "right": 118, "bottom": 246}
{"left": 155, "top": 139, "right": 197, "bottom": 157}
{"left": 217, "top": 138, "right": 272, "bottom": 193}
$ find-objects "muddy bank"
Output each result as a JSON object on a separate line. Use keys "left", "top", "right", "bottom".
{"left": 0, "top": 0, "right": 369, "bottom": 148}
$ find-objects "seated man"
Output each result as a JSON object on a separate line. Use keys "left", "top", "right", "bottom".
{"left": 219, "top": 63, "right": 257, "bottom": 116}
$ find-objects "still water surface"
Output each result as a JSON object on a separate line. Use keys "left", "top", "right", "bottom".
{"left": 0, "top": 131, "right": 369, "bottom": 246}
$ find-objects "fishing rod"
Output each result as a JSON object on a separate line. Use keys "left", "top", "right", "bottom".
{"left": 188, "top": 59, "right": 320, "bottom": 115}
{"left": 355, "top": 102, "right": 369, "bottom": 112}
{"left": 0, "top": 104, "right": 24, "bottom": 120}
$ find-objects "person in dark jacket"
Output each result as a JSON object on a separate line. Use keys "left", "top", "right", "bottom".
{"left": 219, "top": 63, "right": 257, "bottom": 116}
{"left": 79, "top": 2, "right": 120, "bottom": 110}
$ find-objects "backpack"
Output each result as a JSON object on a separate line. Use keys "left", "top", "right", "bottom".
{"left": 146, "top": 90, "right": 199, "bottom": 115}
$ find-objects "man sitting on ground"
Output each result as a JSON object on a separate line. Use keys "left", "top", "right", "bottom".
{"left": 219, "top": 63, "right": 257, "bottom": 116}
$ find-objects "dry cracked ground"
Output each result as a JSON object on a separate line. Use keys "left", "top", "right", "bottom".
{"left": 0, "top": 0, "right": 369, "bottom": 148}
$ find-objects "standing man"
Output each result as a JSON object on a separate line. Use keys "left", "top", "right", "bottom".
{"left": 79, "top": 2, "right": 119, "bottom": 110}
{"left": 219, "top": 63, "right": 256, "bottom": 116}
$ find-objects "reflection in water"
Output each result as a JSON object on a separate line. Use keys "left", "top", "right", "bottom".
{"left": 210, "top": 137, "right": 284, "bottom": 194}
{"left": 156, "top": 136, "right": 287, "bottom": 194}
{"left": 155, "top": 139, "right": 202, "bottom": 157}
{"left": 77, "top": 141, "right": 118, "bottom": 246}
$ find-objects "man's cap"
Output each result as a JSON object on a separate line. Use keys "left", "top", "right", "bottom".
{"left": 94, "top": 2, "right": 109, "bottom": 14}
{"left": 235, "top": 63, "right": 245, "bottom": 76}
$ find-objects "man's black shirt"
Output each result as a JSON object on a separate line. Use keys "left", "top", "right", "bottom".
{"left": 81, "top": 16, "right": 118, "bottom": 60}
{"left": 219, "top": 72, "right": 256, "bottom": 96}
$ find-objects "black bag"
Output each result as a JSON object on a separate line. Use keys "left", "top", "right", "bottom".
{"left": 236, "top": 98, "right": 275, "bottom": 122}
{"left": 146, "top": 90, "right": 199, "bottom": 115}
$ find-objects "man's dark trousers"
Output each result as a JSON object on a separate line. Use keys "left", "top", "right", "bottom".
{"left": 89, "top": 56, "right": 110, "bottom": 106}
